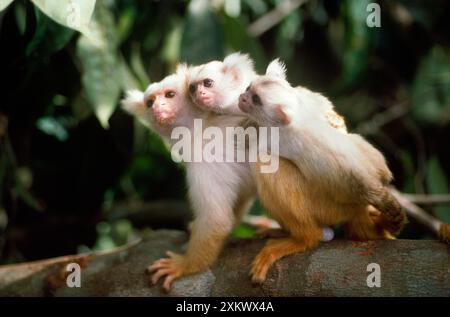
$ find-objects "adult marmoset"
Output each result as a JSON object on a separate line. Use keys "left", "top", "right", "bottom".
{"left": 238, "top": 59, "right": 407, "bottom": 283}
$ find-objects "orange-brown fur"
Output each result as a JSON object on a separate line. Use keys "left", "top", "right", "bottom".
{"left": 235, "top": 58, "right": 409, "bottom": 284}
{"left": 250, "top": 156, "right": 397, "bottom": 283}
{"left": 439, "top": 223, "right": 450, "bottom": 244}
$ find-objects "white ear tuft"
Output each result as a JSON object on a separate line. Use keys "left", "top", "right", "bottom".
{"left": 223, "top": 52, "right": 254, "bottom": 73}
{"left": 121, "top": 90, "right": 145, "bottom": 115}
{"left": 224, "top": 52, "right": 253, "bottom": 67}
{"left": 174, "top": 63, "right": 190, "bottom": 91}
{"left": 266, "top": 58, "right": 287, "bottom": 80}
{"left": 176, "top": 63, "right": 189, "bottom": 76}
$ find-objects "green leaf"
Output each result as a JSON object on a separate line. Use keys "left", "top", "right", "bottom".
{"left": 0, "top": 0, "right": 14, "bottom": 12}
{"left": 410, "top": 46, "right": 450, "bottom": 125}
{"left": 14, "top": 181, "right": 43, "bottom": 211}
{"left": 161, "top": 19, "right": 182, "bottom": 67}
{"left": 224, "top": 0, "right": 241, "bottom": 18}
{"left": 111, "top": 219, "right": 133, "bottom": 246}
{"left": 311, "top": 1, "right": 328, "bottom": 26}
{"left": 426, "top": 156, "right": 450, "bottom": 222}
{"left": 399, "top": 2, "right": 441, "bottom": 31}
{"left": 26, "top": 8, "right": 75, "bottom": 57}
{"left": 117, "top": 6, "right": 136, "bottom": 44}
{"left": 36, "top": 116, "right": 69, "bottom": 141}
{"left": 76, "top": 1, "right": 120, "bottom": 129}
{"left": 118, "top": 54, "right": 141, "bottom": 91}
{"left": 180, "top": 0, "right": 224, "bottom": 64}
{"left": 242, "top": 0, "right": 268, "bottom": 15}
{"left": 340, "top": 0, "right": 374, "bottom": 86}
{"left": 232, "top": 224, "right": 256, "bottom": 238}
{"left": 30, "top": 0, "right": 95, "bottom": 35}
{"left": 221, "top": 14, "right": 266, "bottom": 71}
{"left": 16, "top": 167, "right": 33, "bottom": 189}
{"left": 275, "top": 9, "right": 302, "bottom": 61}
{"left": 15, "top": 187, "right": 42, "bottom": 211}
{"left": 70, "top": 92, "right": 92, "bottom": 122}
{"left": 130, "top": 43, "right": 150, "bottom": 87}
{"left": 14, "top": 1, "right": 26, "bottom": 35}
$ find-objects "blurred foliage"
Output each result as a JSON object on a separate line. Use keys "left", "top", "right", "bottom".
{"left": 411, "top": 46, "right": 450, "bottom": 125}
{"left": 0, "top": 0, "right": 450, "bottom": 262}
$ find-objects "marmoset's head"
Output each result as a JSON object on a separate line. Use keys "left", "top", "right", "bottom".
{"left": 122, "top": 65, "right": 189, "bottom": 127}
{"left": 238, "top": 59, "right": 295, "bottom": 126}
{"left": 188, "top": 53, "right": 255, "bottom": 114}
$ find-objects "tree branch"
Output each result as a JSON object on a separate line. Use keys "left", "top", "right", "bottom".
{"left": 247, "top": 0, "right": 308, "bottom": 37}
{"left": 0, "top": 230, "right": 449, "bottom": 296}
{"left": 391, "top": 188, "right": 450, "bottom": 242}
{"left": 401, "top": 193, "right": 450, "bottom": 205}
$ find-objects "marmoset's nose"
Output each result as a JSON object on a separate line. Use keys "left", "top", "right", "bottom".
{"left": 152, "top": 100, "right": 166, "bottom": 111}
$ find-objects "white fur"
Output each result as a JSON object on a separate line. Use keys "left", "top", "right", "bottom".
{"left": 121, "top": 89, "right": 157, "bottom": 129}
{"left": 125, "top": 69, "right": 256, "bottom": 272}
{"left": 247, "top": 69, "right": 390, "bottom": 204}
{"left": 266, "top": 58, "right": 287, "bottom": 80}
{"left": 188, "top": 53, "right": 258, "bottom": 116}
{"left": 223, "top": 52, "right": 254, "bottom": 78}
{"left": 121, "top": 89, "right": 145, "bottom": 114}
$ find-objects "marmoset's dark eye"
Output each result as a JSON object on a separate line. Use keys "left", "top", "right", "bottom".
{"left": 203, "top": 78, "right": 213, "bottom": 88}
{"left": 165, "top": 91, "right": 176, "bottom": 98}
{"left": 146, "top": 98, "right": 155, "bottom": 108}
{"left": 252, "top": 94, "right": 262, "bottom": 105}
{"left": 189, "top": 84, "right": 196, "bottom": 94}
{"left": 246, "top": 86, "right": 250, "bottom": 91}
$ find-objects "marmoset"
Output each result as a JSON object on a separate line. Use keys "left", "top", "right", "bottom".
{"left": 123, "top": 66, "right": 256, "bottom": 291}
{"left": 238, "top": 59, "right": 408, "bottom": 283}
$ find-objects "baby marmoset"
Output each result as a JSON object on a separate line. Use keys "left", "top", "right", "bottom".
{"left": 238, "top": 59, "right": 407, "bottom": 283}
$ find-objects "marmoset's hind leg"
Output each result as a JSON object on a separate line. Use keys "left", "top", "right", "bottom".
{"left": 345, "top": 205, "right": 395, "bottom": 240}
{"left": 250, "top": 220, "right": 322, "bottom": 284}
{"left": 250, "top": 157, "right": 323, "bottom": 283}
{"left": 251, "top": 231, "right": 322, "bottom": 283}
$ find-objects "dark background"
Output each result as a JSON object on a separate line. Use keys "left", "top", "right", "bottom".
{"left": 0, "top": 0, "right": 449, "bottom": 264}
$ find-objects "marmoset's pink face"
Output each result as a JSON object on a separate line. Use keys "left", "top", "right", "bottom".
{"left": 187, "top": 53, "right": 255, "bottom": 114}
{"left": 145, "top": 88, "right": 181, "bottom": 126}
{"left": 144, "top": 74, "right": 187, "bottom": 126}
{"left": 188, "top": 62, "right": 226, "bottom": 112}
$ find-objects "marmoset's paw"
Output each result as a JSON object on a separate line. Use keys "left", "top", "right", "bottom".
{"left": 146, "top": 251, "right": 187, "bottom": 292}
{"left": 250, "top": 249, "right": 272, "bottom": 284}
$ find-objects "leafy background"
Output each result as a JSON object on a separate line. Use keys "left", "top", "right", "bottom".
{"left": 0, "top": 0, "right": 449, "bottom": 263}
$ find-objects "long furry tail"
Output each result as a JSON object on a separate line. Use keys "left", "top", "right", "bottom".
{"left": 369, "top": 188, "right": 408, "bottom": 236}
